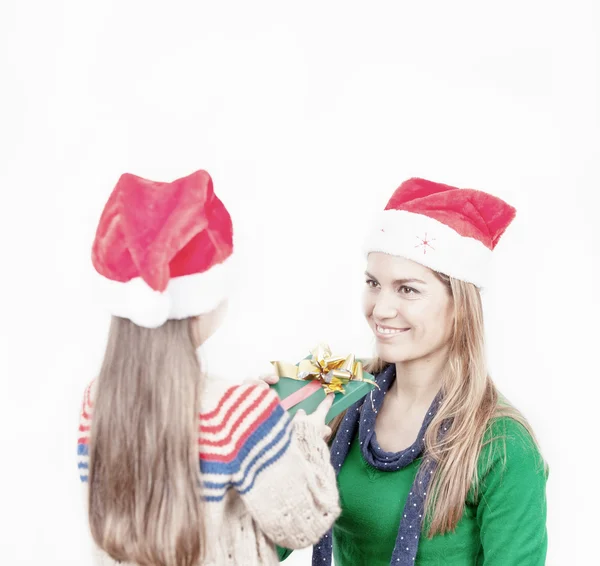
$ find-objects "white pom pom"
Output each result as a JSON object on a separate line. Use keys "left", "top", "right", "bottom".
{"left": 98, "top": 276, "right": 171, "bottom": 329}
{"left": 94, "top": 256, "right": 234, "bottom": 328}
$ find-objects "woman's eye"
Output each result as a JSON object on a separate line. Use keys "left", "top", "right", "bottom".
{"left": 366, "top": 279, "right": 378, "bottom": 288}
{"left": 399, "top": 286, "right": 417, "bottom": 295}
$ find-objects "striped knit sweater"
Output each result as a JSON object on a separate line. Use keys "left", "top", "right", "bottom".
{"left": 77, "top": 377, "right": 340, "bottom": 565}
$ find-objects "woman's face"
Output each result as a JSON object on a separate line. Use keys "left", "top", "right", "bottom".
{"left": 362, "top": 253, "right": 454, "bottom": 364}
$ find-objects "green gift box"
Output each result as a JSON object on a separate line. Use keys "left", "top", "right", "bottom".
{"left": 269, "top": 345, "right": 376, "bottom": 424}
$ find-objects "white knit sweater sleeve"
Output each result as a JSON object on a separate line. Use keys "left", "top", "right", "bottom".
{"left": 216, "top": 385, "right": 341, "bottom": 549}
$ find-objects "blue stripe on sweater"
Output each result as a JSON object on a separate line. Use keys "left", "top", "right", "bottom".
{"left": 76, "top": 398, "right": 293, "bottom": 499}
{"left": 237, "top": 434, "right": 292, "bottom": 495}
{"left": 203, "top": 420, "right": 291, "bottom": 490}
{"left": 202, "top": 434, "right": 293, "bottom": 502}
{"left": 200, "top": 403, "right": 289, "bottom": 476}
{"left": 204, "top": 493, "right": 228, "bottom": 502}
{"left": 78, "top": 444, "right": 89, "bottom": 482}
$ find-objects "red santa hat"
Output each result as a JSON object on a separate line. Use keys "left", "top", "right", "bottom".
{"left": 92, "top": 169, "right": 233, "bottom": 328}
{"left": 365, "top": 178, "right": 516, "bottom": 288}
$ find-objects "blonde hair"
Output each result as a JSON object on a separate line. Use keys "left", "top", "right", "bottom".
{"left": 88, "top": 316, "right": 205, "bottom": 566}
{"left": 332, "top": 274, "right": 542, "bottom": 537}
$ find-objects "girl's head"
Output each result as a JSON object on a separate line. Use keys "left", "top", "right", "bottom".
{"left": 92, "top": 169, "right": 234, "bottom": 330}
{"left": 190, "top": 298, "right": 229, "bottom": 348}
{"left": 88, "top": 170, "right": 234, "bottom": 565}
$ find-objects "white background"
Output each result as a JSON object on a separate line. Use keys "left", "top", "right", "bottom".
{"left": 1, "top": 1, "right": 599, "bottom": 564}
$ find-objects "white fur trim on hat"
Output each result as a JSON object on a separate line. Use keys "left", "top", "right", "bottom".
{"left": 96, "top": 257, "right": 232, "bottom": 328}
{"left": 364, "top": 210, "right": 492, "bottom": 287}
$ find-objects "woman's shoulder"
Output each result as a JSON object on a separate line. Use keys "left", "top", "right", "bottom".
{"left": 478, "top": 415, "right": 547, "bottom": 482}
{"left": 483, "top": 416, "right": 537, "bottom": 448}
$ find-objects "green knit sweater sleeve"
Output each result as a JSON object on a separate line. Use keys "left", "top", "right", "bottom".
{"left": 475, "top": 417, "right": 548, "bottom": 565}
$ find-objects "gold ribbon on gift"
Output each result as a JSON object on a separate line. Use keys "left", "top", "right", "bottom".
{"left": 271, "top": 343, "right": 379, "bottom": 395}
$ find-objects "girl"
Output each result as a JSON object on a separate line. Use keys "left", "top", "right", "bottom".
{"left": 77, "top": 170, "right": 340, "bottom": 566}
{"left": 270, "top": 178, "right": 547, "bottom": 565}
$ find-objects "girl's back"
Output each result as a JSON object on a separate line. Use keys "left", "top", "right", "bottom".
{"left": 78, "top": 170, "right": 340, "bottom": 565}
{"left": 79, "top": 378, "right": 339, "bottom": 565}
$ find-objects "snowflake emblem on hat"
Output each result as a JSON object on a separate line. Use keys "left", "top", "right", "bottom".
{"left": 415, "top": 233, "right": 436, "bottom": 254}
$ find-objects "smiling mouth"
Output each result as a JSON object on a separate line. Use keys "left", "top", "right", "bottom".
{"left": 375, "top": 324, "right": 410, "bottom": 336}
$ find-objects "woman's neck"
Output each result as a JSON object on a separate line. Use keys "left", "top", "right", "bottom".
{"left": 391, "top": 347, "right": 448, "bottom": 406}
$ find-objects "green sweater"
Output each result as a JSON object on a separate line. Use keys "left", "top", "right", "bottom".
{"left": 279, "top": 417, "right": 547, "bottom": 565}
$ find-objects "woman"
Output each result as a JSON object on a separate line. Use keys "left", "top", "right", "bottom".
{"left": 76, "top": 169, "right": 340, "bottom": 566}
{"left": 271, "top": 178, "right": 547, "bottom": 565}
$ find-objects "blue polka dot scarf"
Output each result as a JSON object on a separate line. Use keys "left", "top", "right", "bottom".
{"left": 312, "top": 364, "right": 444, "bottom": 566}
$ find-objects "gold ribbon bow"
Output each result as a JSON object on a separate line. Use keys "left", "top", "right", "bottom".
{"left": 271, "top": 343, "right": 378, "bottom": 394}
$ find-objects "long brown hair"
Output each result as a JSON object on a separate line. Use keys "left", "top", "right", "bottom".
{"left": 88, "top": 316, "right": 204, "bottom": 566}
{"left": 331, "top": 274, "right": 543, "bottom": 536}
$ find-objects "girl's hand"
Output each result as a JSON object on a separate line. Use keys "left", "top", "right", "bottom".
{"left": 293, "top": 394, "right": 334, "bottom": 441}
{"left": 244, "top": 373, "right": 280, "bottom": 389}
{"left": 245, "top": 374, "right": 333, "bottom": 440}
{"left": 259, "top": 373, "right": 279, "bottom": 385}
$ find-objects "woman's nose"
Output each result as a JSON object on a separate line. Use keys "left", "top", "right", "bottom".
{"left": 372, "top": 292, "right": 398, "bottom": 320}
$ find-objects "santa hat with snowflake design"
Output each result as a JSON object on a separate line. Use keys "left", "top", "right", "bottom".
{"left": 92, "top": 169, "right": 233, "bottom": 328}
{"left": 364, "top": 178, "right": 516, "bottom": 288}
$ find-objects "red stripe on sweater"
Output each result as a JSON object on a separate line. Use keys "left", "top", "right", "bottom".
{"left": 78, "top": 436, "right": 89, "bottom": 444}
{"left": 199, "top": 386, "right": 255, "bottom": 433}
{"left": 79, "top": 424, "right": 90, "bottom": 432}
{"left": 81, "top": 382, "right": 94, "bottom": 420}
{"left": 198, "top": 396, "right": 280, "bottom": 463}
{"left": 200, "top": 388, "right": 271, "bottom": 446}
{"left": 86, "top": 381, "right": 94, "bottom": 408}
{"left": 199, "top": 386, "right": 237, "bottom": 420}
